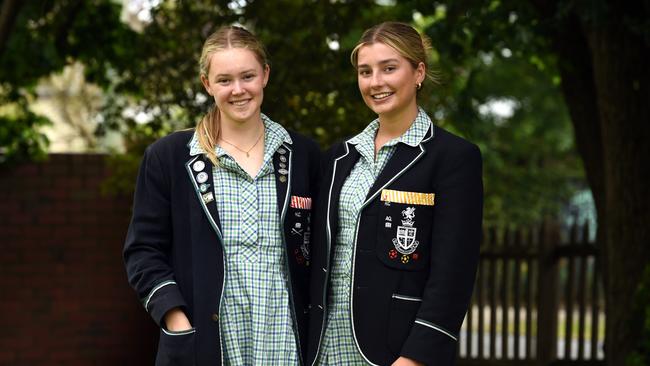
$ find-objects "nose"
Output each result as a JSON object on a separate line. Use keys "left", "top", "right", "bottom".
{"left": 370, "top": 72, "right": 384, "bottom": 88}
{"left": 232, "top": 80, "right": 245, "bottom": 95}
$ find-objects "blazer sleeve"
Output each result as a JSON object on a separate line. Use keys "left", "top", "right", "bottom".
{"left": 123, "top": 145, "right": 188, "bottom": 327}
{"left": 400, "top": 143, "right": 483, "bottom": 365}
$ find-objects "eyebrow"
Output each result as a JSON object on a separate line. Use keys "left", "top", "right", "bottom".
{"left": 214, "top": 69, "right": 257, "bottom": 78}
{"left": 357, "top": 59, "right": 400, "bottom": 68}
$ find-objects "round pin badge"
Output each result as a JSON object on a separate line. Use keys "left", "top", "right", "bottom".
{"left": 279, "top": 162, "right": 287, "bottom": 169}
{"left": 199, "top": 183, "right": 209, "bottom": 193}
{"left": 196, "top": 172, "right": 209, "bottom": 183}
{"left": 279, "top": 155, "right": 287, "bottom": 163}
{"left": 278, "top": 168, "right": 289, "bottom": 175}
{"left": 279, "top": 175, "right": 287, "bottom": 183}
{"left": 278, "top": 148, "right": 287, "bottom": 154}
{"left": 192, "top": 160, "right": 205, "bottom": 172}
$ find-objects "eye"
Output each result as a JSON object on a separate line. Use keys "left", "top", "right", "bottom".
{"left": 384, "top": 65, "right": 396, "bottom": 72}
{"left": 217, "top": 78, "right": 230, "bottom": 85}
{"left": 243, "top": 73, "right": 256, "bottom": 81}
{"left": 358, "top": 69, "right": 371, "bottom": 77}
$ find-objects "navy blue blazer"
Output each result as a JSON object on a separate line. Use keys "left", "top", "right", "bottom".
{"left": 307, "top": 125, "right": 483, "bottom": 365}
{"left": 124, "top": 129, "right": 320, "bottom": 366}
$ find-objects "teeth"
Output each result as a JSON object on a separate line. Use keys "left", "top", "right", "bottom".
{"left": 231, "top": 100, "right": 248, "bottom": 106}
{"left": 372, "top": 92, "right": 393, "bottom": 99}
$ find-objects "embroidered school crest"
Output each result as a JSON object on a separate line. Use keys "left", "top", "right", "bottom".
{"left": 392, "top": 207, "right": 419, "bottom": 255}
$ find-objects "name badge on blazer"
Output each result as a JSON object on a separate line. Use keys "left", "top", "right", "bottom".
{"left": 290, "top": 195, "right": 312, "bottom": 210}
{"left": 381, "top": 189, "right": 435, "bottom": 206}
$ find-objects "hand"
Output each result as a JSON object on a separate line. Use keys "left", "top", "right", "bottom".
{"left": 392, "top": 356, "right": 425, "bottom": 366}
{"left": 164, "top": 307, "right": 192, "bottom": 332}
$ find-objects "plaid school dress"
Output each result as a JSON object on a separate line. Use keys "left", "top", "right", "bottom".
{"left": 190, "top": 115, "right": 300, "bottom": 365}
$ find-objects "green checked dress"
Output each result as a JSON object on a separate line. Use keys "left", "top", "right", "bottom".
{"left": 316, "top": 108, "right": 432, "bottom": 365}
{"left": 190, "top": 114, "right": 300, "bottom": 365}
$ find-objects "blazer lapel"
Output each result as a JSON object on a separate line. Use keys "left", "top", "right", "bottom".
{"left": 185, "top": 155, "right": 223, "bottom": 240}
{"left": 362, "top": 143, "right": 425, "bottom": 207}
{"left": 326, "top": 142, "right": 360, "bottom": 256}
{"left": 273, "top": 142, "right": 292, "bottom": 224}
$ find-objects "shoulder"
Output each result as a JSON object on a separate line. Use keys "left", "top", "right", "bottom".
{"left": 287, "top": 130, "right": 321, "bottom": 156}
{"left": 425, "top": 125, "right": 481, "bottom": 161}
{"left": 146, "top": 129, "right": 195, "bottom": 157}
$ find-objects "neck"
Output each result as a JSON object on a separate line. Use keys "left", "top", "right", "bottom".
{"left": 219, "top": 114, "right": 264, "bottom": 144}
{"left": 377, "top": 103, "right": 419, "bottom": 141}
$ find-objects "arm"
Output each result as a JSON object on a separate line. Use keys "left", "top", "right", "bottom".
{"left": 123, "top": 145, "right": 189, "bottom": 329}
{"left": 400, "top": 144, "right": 483, "bottom": 365}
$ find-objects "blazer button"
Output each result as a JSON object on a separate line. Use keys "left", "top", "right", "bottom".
{"left": 211, "top": 313, "right": 219, "bottom": 322}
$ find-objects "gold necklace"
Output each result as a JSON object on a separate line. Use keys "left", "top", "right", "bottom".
{"left": 219, "top": 129, "right": 264, "bottom": 157}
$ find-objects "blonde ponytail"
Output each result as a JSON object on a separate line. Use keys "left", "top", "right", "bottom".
{"left": 196, "top": 105, "right": 221, "bottom": 165}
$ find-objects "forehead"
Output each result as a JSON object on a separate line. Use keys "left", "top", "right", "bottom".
{"left": 208, "top": 48, "right": 264, "bottom": 75}
{"left": 356, "top": 42, "right": 407, "bottom": 66}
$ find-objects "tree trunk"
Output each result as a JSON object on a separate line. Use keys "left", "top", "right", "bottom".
{"left": 0, "top": 0, "right": 23, "bottom": 56}
{"left": 583, "top": 2, "right": 650, "bottom": 364}
{"left": 535, "top": 0, "right": 650, "bottom": 363}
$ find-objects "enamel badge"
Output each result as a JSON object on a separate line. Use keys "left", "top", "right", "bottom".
{"left": 392, "top": 207, "right": 419, "bottom": 255}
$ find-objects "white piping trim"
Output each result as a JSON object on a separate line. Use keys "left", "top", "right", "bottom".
{"left": 361, "top": 145, "right": 426, "bottom": 207}
{"left": 391, "top": 294, "right": 422, "bottom": 302}
{"left": 185, "top": 156, "right": 223, "bottom": 240}
{"left": 311, "top": 143, "right": 351, "bottom": 366}
{"left": 161, "top": 327, "right": 196, "bottom": 336}
{"left": 350, "top": 143, "right": 427, "bottom": 365}
{"left": 184, "top": 155, "right": 226, "bottom": 364}
{"left": 144, "top": 280, "right": 176, "bottom": 311}
{"left": 414, "top": 319, "right": 458, "bottom": 341}
{"left": 278, "top": 144, "right": 305, "bottom": 366}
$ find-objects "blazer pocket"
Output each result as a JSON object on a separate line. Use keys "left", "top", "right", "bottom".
{"left": 156, "top": 327, "right": 196, "bottom": 366}
{"left": 387, "top": 294, "right": 422, "bottom": 354}
{"left": 376, "top": 200, "right": 433, "bottom": 271}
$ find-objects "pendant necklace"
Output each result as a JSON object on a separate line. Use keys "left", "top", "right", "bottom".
{"left": 219, "top": 129, "right": 264, "bottom": 158}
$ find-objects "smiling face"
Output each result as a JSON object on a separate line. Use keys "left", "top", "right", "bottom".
{"left": 356, "top": 42, "right": 424, "bottom": 121}
{"left": 201, "top": 47, "right": 269, "bottom": 126}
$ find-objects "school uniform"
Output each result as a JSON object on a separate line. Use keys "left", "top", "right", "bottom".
{"left": 308, "top": 108, "right": 483, "bottom": 366}
{"left": 124, "top": 115, "right": 320, "bottom": 366}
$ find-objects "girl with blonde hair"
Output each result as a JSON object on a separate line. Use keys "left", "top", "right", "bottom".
{"left": 125, "top": 25, "right": 319, "bottom": 366}
{"left": 308, "top": 21, "right": 483, "bottom": 366}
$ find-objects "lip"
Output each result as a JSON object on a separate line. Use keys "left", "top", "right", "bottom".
{"left": 370, "top": 91, "right": 394, "bottom": 100}
{"left": 230, "top": 98, "right": 251, "bottom": 106}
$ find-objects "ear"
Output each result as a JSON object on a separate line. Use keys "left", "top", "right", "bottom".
{"left": 200, "top": 74, "right": 212, "bottom": 95}
{"left": 415, "top": 62, "right": 426, "bottom": 85}
{"left": 262, "top": 64, "right": 270, "bottom": 88}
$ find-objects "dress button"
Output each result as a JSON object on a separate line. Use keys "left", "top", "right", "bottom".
{"left": 211, "top": 313, "right": 219, "bottom": 322}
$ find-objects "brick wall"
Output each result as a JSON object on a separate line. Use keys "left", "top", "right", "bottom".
{"left": 0, "top": 154, "right": 157, "bottom": 365}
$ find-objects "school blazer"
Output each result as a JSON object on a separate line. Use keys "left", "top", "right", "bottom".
{"left": 307, "top": 125, "right": 483, "bottom": 366}
{"left": 123, "top": 129, "right": 320, "bottom": 366}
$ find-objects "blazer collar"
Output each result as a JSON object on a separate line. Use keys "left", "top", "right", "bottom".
{"left": 184, "top": 117, "right": 295, "bottom": 241}
{"left": 325, "top": 120, "right": 434, "bottom": 251}
{"left": 185, "top": 154, "right": 223, "bottom": 239}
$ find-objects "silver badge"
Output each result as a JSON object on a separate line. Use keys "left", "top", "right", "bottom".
{"left": 202, "top": 192, "right": 214, "bottom": 203}
{"left": 278, "top": 168, "right": 289, "bottom": 175}
{"left": 196, "top": 172, "right": 209, "bottom": 183}
{"left": 279, "top": 162, "right": 287, "bottom": 169}
{"left": 192, "top": 160, "right": 205, "bottom": 172}
{"left": 199, "top": 183, "right": 210, "bottom": 193}
{"left": 278, "top": 148, "right": 287, "bottom": 154}
{"left": 280, "top": 155, "right": 287, "bottom": 163}
{"left": 300, "top": 234, "right": 311, "bottom": 260}
{"left": 392, "top": 207, "right": 419, "bottom": 255}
